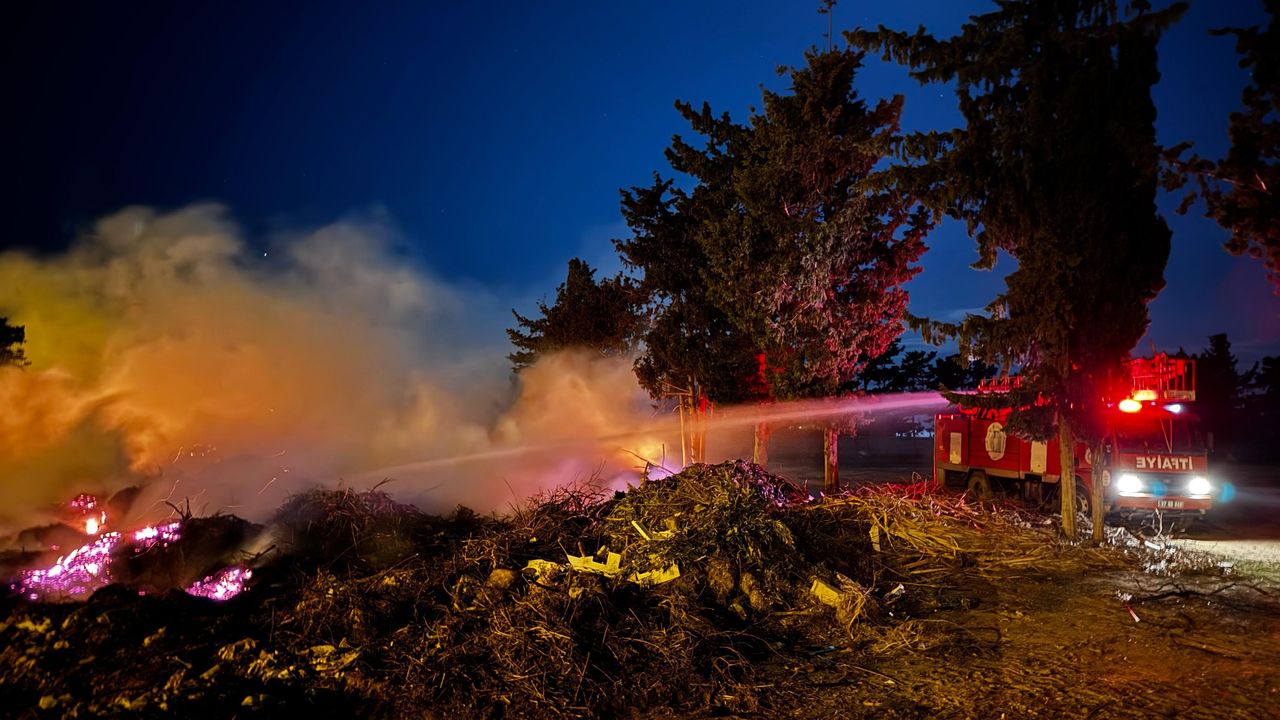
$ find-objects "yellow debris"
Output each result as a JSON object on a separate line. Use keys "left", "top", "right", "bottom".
{"left": 566, "top": 550, "right": 623, "bottom": 577}
{"left": 631, "top": 564, "right": 681, "bottom": 585}
{"left": 810, "top": 578, "right": 844, "bottom": 608}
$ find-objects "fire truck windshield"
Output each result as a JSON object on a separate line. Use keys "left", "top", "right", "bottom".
{"left": 1112, "top": 416, "right": 1204, "bottom": 454}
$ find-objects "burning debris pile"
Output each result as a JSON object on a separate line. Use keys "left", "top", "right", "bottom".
{"left": 12, "top": 510, "right": 262, "bottom": 603}
{"left": 1, "top": 463, "right": 1139, "bottom": 718}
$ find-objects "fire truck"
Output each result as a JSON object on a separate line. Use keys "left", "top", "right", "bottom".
{"left": 933, "top": 355, "right": 1214, "bottom": 521}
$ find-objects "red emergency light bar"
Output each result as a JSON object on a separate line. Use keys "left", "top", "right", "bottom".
{"left": 976, "top": 375, "right": 1023, "bottom": 394}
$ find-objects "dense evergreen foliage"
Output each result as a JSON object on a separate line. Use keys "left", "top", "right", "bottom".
{"left": 0, "top": 317, "right": 27, "bottom": 368}
{"left": 507, "top": 259, "right": 642, "bottom": 371}
{"left": 616, "top": 48, "right": 930, "bottom": 403}
{"left": 848, "top": 1, "right": 1184, "bottom": 445}
{"left": 855, "top": 339, "right": 996, "bottom": 394}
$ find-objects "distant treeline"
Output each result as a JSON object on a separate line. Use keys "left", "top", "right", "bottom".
{"left": 1188, "top": 333, "right": 1280, "bottom": 463}
{"left": 848, "top": 338, "right": 995, "bottom": 394}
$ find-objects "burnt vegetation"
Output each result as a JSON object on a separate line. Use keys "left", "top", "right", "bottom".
{"left": 8, "top": 463, "right": 1269, "bottom": 719}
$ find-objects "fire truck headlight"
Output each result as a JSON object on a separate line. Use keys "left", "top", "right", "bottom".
{"left": 1116, "top": 473, "right": 1144, "bottom": 495}
{"left": 1187, "top": 476, "right": 1212, "bottom": 497}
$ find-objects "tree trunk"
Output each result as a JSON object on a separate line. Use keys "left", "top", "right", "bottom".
{"left": 691, "top": 385, "right": 708, "bottom": 464}
{"left": 823, "top": 425, "right": 839, "bottom": 495}
{"left": 677, "top": 394, "right": 689, "bottom": 467}
{"left": 1058, "top": 419, "right": 1077, "bottom": 539}
{"left": 1090, "top": 442, "right": 1105, "bottom": 544}
{"left": 753, "top": 420, "right": 770, "bottom": 468}
{"left": 691, "top": 410, "right": 704, "bottom": 464}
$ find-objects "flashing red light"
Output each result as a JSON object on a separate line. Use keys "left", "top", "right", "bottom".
{"left": 1118, "top": 398, "right": 1142, "bottom": 413}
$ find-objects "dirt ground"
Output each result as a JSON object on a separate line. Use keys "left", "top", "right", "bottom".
{"left": 736, "top": 449, "right": 1280, "bottom": 719}
{"left": 1173, "top": 464, "right": 1280, "bottom": 583}
{"left": 744, "top": 567, "right": 1280, "bottom": 720}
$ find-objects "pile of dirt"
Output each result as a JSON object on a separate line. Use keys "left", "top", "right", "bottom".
{"left": 0, "top": 462, "right": 1179, "bottom": 719}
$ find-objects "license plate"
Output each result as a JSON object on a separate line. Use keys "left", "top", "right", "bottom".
{"left": 1157, "top": 500, "right": 1185, "bottom": 509}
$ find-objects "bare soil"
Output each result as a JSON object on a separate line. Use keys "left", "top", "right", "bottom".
{"left": 750, "top": 568, "right": 1280, "bottom": 720}
{"left": 734, "top": 450, "right": 1280, "bottom": 719}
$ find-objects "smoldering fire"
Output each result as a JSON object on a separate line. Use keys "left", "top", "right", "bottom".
{"left": 0, "top": 204, "right": 672, "bottom": 542}
{"left": 1, "top": 204, "right": 949, "bottom": 605}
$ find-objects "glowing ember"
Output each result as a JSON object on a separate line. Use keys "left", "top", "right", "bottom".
{"left": 132, "top": 523, "right": 181, "bottom": 543}
{"left": 14, "top": 521, "right": 187, "bottom": 601}
{"left": 17, "top": 532, "right": 120, "bottom": 598}
{"left": 14, "top": 518, "right": 249, "bottom": 602}
{"left": 69, "top": 494, "right": 99, "bottom": 513}
{"left": 69, "top": 494, "right": 109, "bottom": 535}
{"left": 186, "top": 566, "right": 252, "bottom": 601}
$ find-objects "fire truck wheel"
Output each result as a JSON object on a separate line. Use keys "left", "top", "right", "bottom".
{"left": 1073, "top": 480, "right": 1091, "bottom": 515}
{"left": 1044, "top": 482, "right": 1091, "bottom": 515}
{"left": 966, "top": 471, "right": 994, "bottom": 501}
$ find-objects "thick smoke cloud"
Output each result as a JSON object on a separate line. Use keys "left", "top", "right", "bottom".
{"left": 0, "top": 205, "right": 666, "bottom": 538}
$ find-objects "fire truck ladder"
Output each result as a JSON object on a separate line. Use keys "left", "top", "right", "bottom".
{"left": 1126, "top": 354, "right": 1196, "bottom": 402}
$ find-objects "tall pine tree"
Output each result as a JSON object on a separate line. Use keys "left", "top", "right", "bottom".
{"left": 850, "top": 0, "right": 1185, "bottom": 538}
{"left": 616, "top": 48, "right": 930, "bottom": 488}
{"left": 0, "top": 317, "right": 27, "bottom": 368}
{"left": 1195, "top": 333, "right": 1242, "bottom": 449}
{"left": 507, "top": 259, "right": 641, "bottom": 372}
{"left": 686, "top": 49, "right": 930, "bottom": 401}
{"left": 616, "top": 179, "right": 763, "bottom": 406}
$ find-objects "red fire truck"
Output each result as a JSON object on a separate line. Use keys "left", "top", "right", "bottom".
{"left": 933, "top": 355, "right": 1214, "bottom": 521}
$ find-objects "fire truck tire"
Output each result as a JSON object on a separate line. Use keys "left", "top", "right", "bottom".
{"left": 1044, "top": 481, "right": 1091, "bottom": 514}
{"left": 1074, "top": 479, "right": 1091, "bottom": 515}
{"left": 966, "top": 471, "right": 994, "bottom": 501}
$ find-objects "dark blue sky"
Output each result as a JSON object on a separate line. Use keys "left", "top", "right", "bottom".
{"left": 3, "top": 1, "right": 1276, "bottom": 362}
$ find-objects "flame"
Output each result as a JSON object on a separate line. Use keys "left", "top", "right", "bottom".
{"left": 17, "top": 531, "right": 125, "bottom": 599}
{"left": 15, "top": 513, "right": 253, "bottom": 602}
{"left": 12, "top": 520, "right": 212, "bottom": 601}
{"left": 186, "top": 566, "right": 252, "bottom": 601}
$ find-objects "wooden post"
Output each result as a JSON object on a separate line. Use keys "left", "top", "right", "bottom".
{"left": 689, "top": 379, "right": 706, "bottom": 464}
{"left": 677, "top": 394, "right": 688, "bottom": 467}
{"left": 753, "top": 419, "right": 770, "bottom": 468}
{"left": 1090, "top": 443, "right": 1105, "bottom": 544}
{"left": 823, "top": 425, "right": 839, "bottom": 494}
{"left": 1058, "top": 418, "right": 1077, "bottom": 539}
{"left": 697, "top": 400, "right": 709, "bottom": 463}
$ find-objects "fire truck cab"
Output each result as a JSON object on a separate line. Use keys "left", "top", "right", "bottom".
{"left": 933, "top": 355, "right": 1214, "bottom": 520}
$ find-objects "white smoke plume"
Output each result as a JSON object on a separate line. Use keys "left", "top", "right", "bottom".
{"left": 0, "top": 204, "right": 665, "bottom": 538}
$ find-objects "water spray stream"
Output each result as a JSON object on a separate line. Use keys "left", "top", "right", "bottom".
{"left": 353, "top": 391, "right": 947, "bottom": 481}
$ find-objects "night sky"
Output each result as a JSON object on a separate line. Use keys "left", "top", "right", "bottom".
{"left": 3, "top": 1, "right": 1276, "bottom": 362}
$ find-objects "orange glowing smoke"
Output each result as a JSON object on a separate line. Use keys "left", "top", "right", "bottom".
{"left": 0, "top": 204, "right": 668, "bottom": 535}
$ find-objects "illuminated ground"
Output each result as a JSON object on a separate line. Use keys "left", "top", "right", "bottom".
{"left": 1174, "top": 465, "right": 1280, "bottom": 583}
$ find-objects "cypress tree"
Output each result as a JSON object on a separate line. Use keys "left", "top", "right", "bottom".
{"left": 0, "top": 317, "right": 27, "bottom": 368}
{"left": 849, "top": 0, "right": 1186, "bottom": 538}
{"left": 507, "top": 259, "right": 641, "bottom": 372}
